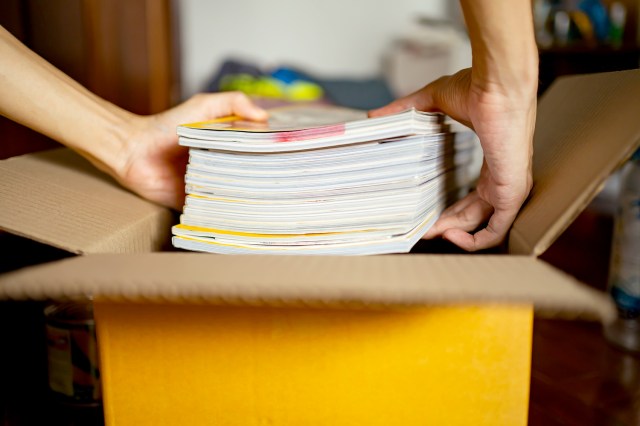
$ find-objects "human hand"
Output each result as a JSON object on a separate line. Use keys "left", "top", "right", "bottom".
{"left": 369, "top": 68, "right": 536, "bottom": 251}
{"left": 0, "top": 26, "right": 267, "bottom": 211}
{"left": 115, "top": 92, "right": 267, "bottom": 210}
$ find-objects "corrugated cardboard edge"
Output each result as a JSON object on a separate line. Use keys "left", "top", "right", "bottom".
{"left": 510, "top": 69, "right": 640, "bottom": 256}
{"left": 0, "top": 149, "right": 173, "bottom": 253}
{"left": 0, "top": 253, "right": 615, "bottom": 323}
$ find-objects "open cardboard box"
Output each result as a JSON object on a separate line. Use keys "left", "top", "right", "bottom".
{"left": 0, "top": 70, "right": 639, "bottom": 425}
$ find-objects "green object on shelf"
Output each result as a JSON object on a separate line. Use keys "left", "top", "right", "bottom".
{"left": 219, "top": 73, "right": 323, "bottom": 101}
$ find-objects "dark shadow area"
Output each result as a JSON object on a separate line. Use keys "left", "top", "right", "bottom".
{"left": 0, "top": 232, "right": 73, "bottom": 275}
{"left": 0, "top": 233, "right": 103, "bottom": 425}
{"left": 0, "top": 300, "right": 105, "bottom": 426}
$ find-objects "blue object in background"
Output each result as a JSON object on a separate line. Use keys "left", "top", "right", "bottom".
{"left": 205, "top": 59, "right": 395, "bottom": 110}
{"left": 269, "top": 66, "right": 396, "bottom": 110}
{"left": 579, "top": 0, "right": 610, "bottom": 42}
{"left": 270, "top": 67, "right": 308, "bottom": 85}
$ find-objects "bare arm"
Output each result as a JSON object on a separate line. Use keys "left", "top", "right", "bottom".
{"left": 461, "top": 0, "right": 538, "bottom": 95}
{"left": 371, "top": 0, "right": 538, "bottom": 251}
{"left": 0, "top": 25, "right": 133, "bottom": 174}
{"left": 0, "top": 25, "right": 266, "bottom": 209}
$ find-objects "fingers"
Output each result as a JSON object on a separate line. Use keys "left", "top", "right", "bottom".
{"left": 438, "top": 191, "right": 481, "bottom": 219}
{"left": 423, "top": 189, "right": 521, "bottom": 251}
{"left": 441, "top": 208, "right": 519, "bottom": 252}
{"left": 368, "top": 70, "right": 473, "bottom": 129}
{"left": 194, "top": 91, "right": 268, "bottom": 122}
{"left": 423, "top": 193, "right": 493, "bottom": 239}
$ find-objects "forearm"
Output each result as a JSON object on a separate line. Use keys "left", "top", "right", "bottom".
{"left": 0, "top": 25, "right": 136, "bottom": 175}
{"left": 460, "top": 0, "right": 538, "bottom": 95}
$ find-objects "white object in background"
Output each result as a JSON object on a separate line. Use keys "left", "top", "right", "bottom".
{"left": 605, "top": 149, "right": 640, "bottom": 353}
{"left": 383, "top": 18, "right": 472, "bottom": 99}
{"left": 533, "top": 0, "right": 554, "bottom": 48}
{"left": 554, "top": 10, "right": 571, "bottom": 46}
{"left": 589, "top": 168, "right": 624, "bottom": 217}
{"left": 178, "top": 0, "right": 451, "bottom": 99}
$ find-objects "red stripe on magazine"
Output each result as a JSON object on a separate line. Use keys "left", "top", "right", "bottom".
{"left": 275, "top": 124, "right": 346, "bottom": 142}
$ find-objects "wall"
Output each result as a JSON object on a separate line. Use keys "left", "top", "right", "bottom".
{"left": 0, "top": 0, "right": 178, "bottom": 161}
{"left": 178, "top": 0, "right": 457, "bottom": 98}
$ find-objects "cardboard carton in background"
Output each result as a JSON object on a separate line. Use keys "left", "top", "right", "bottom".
{"left": 0, "top": 70, "right": 638, "bottom": 425}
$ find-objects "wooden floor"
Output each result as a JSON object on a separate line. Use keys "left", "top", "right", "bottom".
{"left": 1, "top": 208, "right": 639, "bottom": 425}
{"left": 531, "top": 209, "right": 640, "bottom": 426}
{"left": 530, "top": 318, "right": 640, "bottom": 426}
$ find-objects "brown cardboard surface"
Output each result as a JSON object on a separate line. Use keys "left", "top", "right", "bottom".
{"left": 510, "top": 69, "right": 640, "bottom": 256}
{"left": 0, "top": 149, "right": 173, "bottom": 253}
{"left": 0, "top": 253, "right": 614, "bottom": 322}
{"left": 1, "top": 70, "right": 636, "bottom": 325}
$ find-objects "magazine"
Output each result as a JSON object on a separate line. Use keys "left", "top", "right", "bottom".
{"left": 172, "top": 104, "right": 475, "bottom": 255}
{"left": 177, "top": 104, "right": 447, "bottom": 152}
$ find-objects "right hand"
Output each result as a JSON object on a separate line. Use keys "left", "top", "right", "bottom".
{"left": 370, "top": 68, "right": 537, "bottom": 251}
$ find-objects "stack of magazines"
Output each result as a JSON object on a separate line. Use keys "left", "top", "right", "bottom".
{"left": 172, "top": 104, "right": 476, "bottom": 255}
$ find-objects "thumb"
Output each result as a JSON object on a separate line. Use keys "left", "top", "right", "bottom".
{"left": 368, "top": 82, "right": 438, "bottom": 118}
{"left": 226, "top": 92, "right": 269, "bottom": 121}
{"left": 202, "top": 91, "right": 268, "bottom": 122}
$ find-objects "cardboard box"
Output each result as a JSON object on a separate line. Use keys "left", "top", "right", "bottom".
{"left": 0, "top": 70, "right": 639, "bottom": 425}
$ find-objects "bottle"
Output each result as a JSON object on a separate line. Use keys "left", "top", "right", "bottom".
{"left": 609, "top": 2, "right": 627, "bottom": 48}
{"left": 44, "top": 299, "right": 102, "bottom": 406}
{"left": 605, "top": 148, "right": 640, "bottom": 353}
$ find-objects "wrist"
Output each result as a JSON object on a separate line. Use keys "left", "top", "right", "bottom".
{"left": 471, "top": 48, "right": 539, "bottom": 99}
{"left": 71, "top": 104, "right": 140, "bottom": 180}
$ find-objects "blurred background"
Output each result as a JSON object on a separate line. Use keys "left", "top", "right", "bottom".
{"left": 1, "top": 0, "right": 638, "bottom": 158}
{"left": 177, "top": 0, "right": 470, "bottom": 104}
{"left": 0, "top": 0, "right": 470, "bottom": 159}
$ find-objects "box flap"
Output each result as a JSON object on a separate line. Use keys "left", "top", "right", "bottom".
{"left": 510, "top": 70, "right": 640, "bottom": 256}
{"left": 0, "top": 253, "right": 614, "bottom": 322}
{"left": 0, "top": 149, "right": 173, "bottom": 253}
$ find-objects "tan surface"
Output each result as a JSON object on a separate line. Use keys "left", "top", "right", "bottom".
{"left": 0, "top": 253, "right": 614, "bottom": 322}
{"left": 510, "top": 69, "right": 640, "bottom": 256}
{"left": 0, "top": 149, "right": 173, "bottom": 253}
